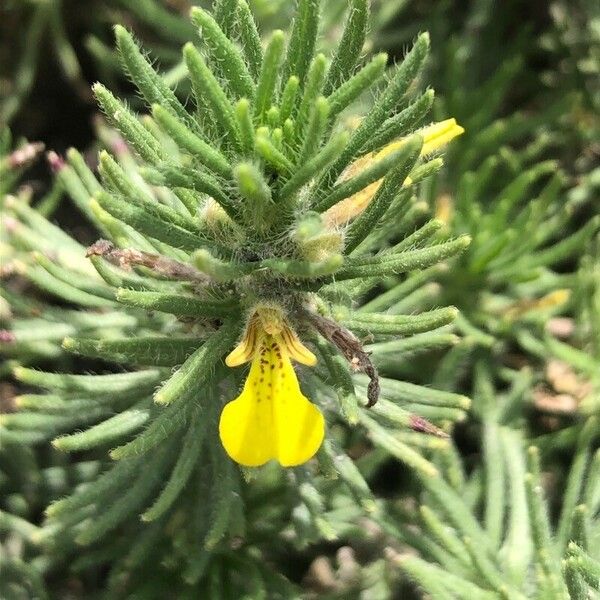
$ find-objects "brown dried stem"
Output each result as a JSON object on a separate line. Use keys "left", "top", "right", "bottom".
{"left": 305, "top": 310, "right": 380, "bottom": 407}
{"left": 86, "top": 239, "right": 209, "bottom": 283}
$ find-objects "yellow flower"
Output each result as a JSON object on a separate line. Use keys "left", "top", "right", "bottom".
{"left": 324, "top": 118, "right": 465, "bottom": 227}
{"left": 219, "top": 305, "right": 324, "bottom": 467}
{"left": 502, "top": 289, "right": 571, "bottom": 321}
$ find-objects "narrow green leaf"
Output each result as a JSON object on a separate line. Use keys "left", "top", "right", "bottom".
{"left": 146, "top": 164, "right": 238, "bottom": 221}
{"left": 280, "top": 131, "right": 349, "bottom": 200}
{"left": 3, "top": 194, "right": 82, "bottom": 252}
{"left": 234, "top": 162, "right": 273, "bottom": 228}
{"left": 0, "top": 509, "right": 41, "bottom": 540}
{"left": 212, "top": 0, "right": 237, "bottom": 38}
{"left": 51, "top": 158, "right": 103, "bottom": 228}
{"left": 327, "top": 52, "right": 387, "bottom": 118}
{"left": 13, "top": 366, "right": 164, "bottom": 394}
{"left": 23, "top": 264, "right": 116, "bottom": 308}
{"left": 254, "top": 30, "right": 286, "bottom": 119}
{"left": 491, "top": 161, "right": 557, "bottom": 226}
{"left": 336, "top": 236, "right": 471, "bottom": 280}
{"left": 563, "top": 557, "right": 588, "bottom": 600}
{"left": 567, "top": 543, "right": 600, "bottom": 589}
{"left": 110, "top": 0, "right": 193, "bottom": 42}
{"left": 110, "top": 397, "right": 197, "bottom": 461}
{"left": 94, "top": 191, "right": 206, "bottom": 251}
{"left": 463, "top": 537, "right": 525, "bottom": 599}
{"left": 154, "top": 320, "right": 239, "bottom": 405}
{"left": 46, "top": 455, "right": 143, "bottom": 516}
{"left": 15, "top": 393, "right": 126, "bottom": 412}
{"left": 420, "top": 472, "right": 491, "bottom": 552}
{"left": 53, "top": 406, "right": 151, "bottom": 452}
{"left": 528, "top": 216, "right": 600, "bottom": 269}
{"left": 362, "top": 89, "right": 434, "bottom": 154}
{"left": 395, "top": 556, "right": 458, "bottom": 600}
{"left": 190, "top": 7, "right": 255, "bottom": 99}
{"left": 89, "top": 255, "right": 175, "bottom": 293}
{"left": 192, "top": 249, "right": 258, "bottom": 281}
{"left": 557, "top": 418, "right": 598, "bottom": 551}
{"left": 279, "top": 76, "right": 300, "bottom": 123}
{"left": 0, "top": 408, "right": 110, "bottom": 437}
{"left": 360, "top": 413, "right": 438, "bottom": 477}
{"left": 66, "top": 147, "right": 102, "bottom": 196}
{"left": 483, "top": 421, "right": 505, "bottom": 548}
{"left": 255, "top": 133, "right": 294, "bottom": 174}
{"left": 583, "top": 449, "right": 600, "bottom": 515}
{"left": 98, "top": 150, "right": 154, "bottom": 204}
{"left": 419, "top": 505, "right": 469, "bottom": 565}
{"left": 183, "top": 42, "right": 240, "bottom": 147}
{"left": 525, "top": 447, "right": 556, "bottom": 573}
{"left": 152, "top": 104, "right": 231, "bottom": 177}
{"left": 322, "top": 33, "right": 429, "bottom": 191}
{"left": 341, "top": 306, "right": 458, "bottom": 336}
{"left": 296, "top": 54, "right": 328, "bottom": 137}
{"left": 116, "top": 288, "right": 236, "bottom": 318}
{"left": 62, "top": 336, "right": 204, "bottom": 367}
{"left": 114, "top": 189, "right": 198, "bottom": 233}
{"left": 500, "top": 428, "right": 532, "bottom": 583}
{"left": 142, "top": 410, "right": 208, "bottom": 521}
{"left": 386, "top": 218, "right": 444, "bottom": 255}
{"left": 323, "top": 440, "right": 375, "bottom": 511}
{"left": 236, "top": 0, "right": 263, "bottom": 80}
{"left": 32, "top": 252, "right": 114, "bottom": 300}
{"left": 235, "top": 98, "right": 255, "bottom": 154}
{"left": 204, "top": 448, "right": 237, "bottom": 548}
{"left": 93, "top": 83, "right": 165, "bottom": 164}
{"left": 356, "top": 374, "right": 469, "bottom": 410}
{"left": 76, "top": 448, "right": 171, "bottom": 545}
{"left": 114, "top": 25, "right": 193, "bottom": 128}
{"left": 313, "top": 142, "right": 416, "bottom": 213}
{"left": 314, "top": 337, "right": 358, "bottom": 424}
{"left": 262, "top": 255, "right": 343, "bottom": 278}
{"left": 298, "top": 96, "right": 329, "bottom": 163}
{"left": 282, "top": 0, "right": 320, "bottom": 86}
{"left": 324, "top": 0, "right": 368, "bottom": 94}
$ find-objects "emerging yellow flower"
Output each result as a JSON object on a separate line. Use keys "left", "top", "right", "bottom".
{"left": 502, "top": 289, "right": 571, "bottom": 321}
{"left": 325, "top": 118, "right": 465, "bottom": 227}
{"left": 219, "top": 305, "right": 325, "bottom": 467}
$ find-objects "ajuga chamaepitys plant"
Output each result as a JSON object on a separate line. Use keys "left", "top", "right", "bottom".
{"left": 0, "top": 0, "right": 475, "bottom": 595}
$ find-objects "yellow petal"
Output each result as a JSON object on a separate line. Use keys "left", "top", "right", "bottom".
{"left": 420, "top": 118, "right": 465, "bottom": 156}
{"left": 278, "top": 327, "right": 317, "bottom": 366}
{"left": 219, "top": 336, "right": 324, "bottom": 467}
{"left": 225, "top": 316, "right": 260, "bottom": 367}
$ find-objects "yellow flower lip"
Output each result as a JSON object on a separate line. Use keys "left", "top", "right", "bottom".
{"left": 220, "top": 307, "right": 323, "bottom": 467}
